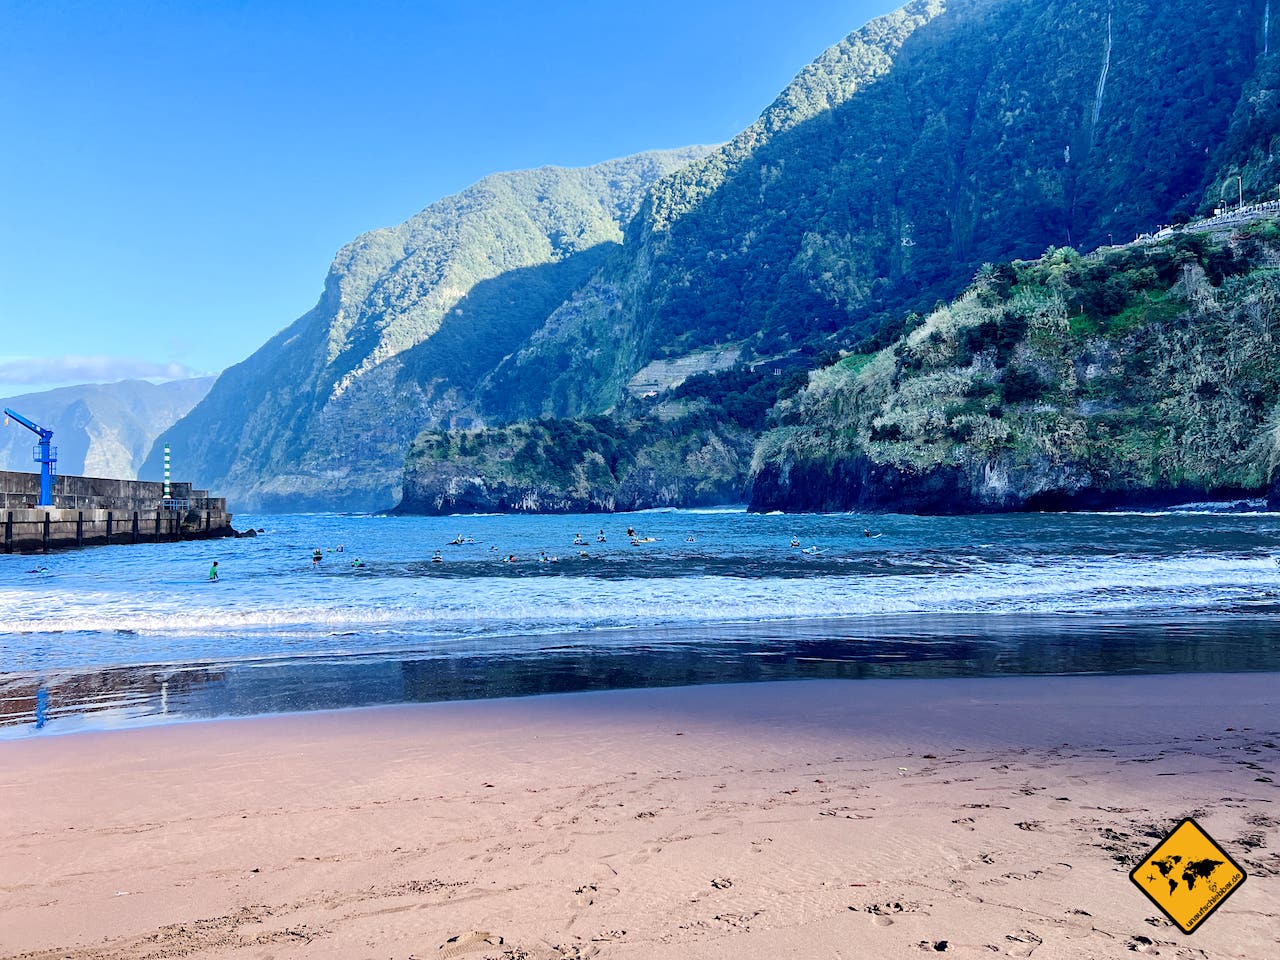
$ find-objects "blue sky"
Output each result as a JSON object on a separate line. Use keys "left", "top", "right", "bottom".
{"left": 0, "top": 0, "right": 897, "bottom": 399}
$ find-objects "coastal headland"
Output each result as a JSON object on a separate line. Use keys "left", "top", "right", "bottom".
{"left": 1, "top": 675, "right": 1275, "bottom": 959}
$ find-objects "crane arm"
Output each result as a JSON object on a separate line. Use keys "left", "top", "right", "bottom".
{"left": 3, "top": 407, "right": 53, "bottom": 440}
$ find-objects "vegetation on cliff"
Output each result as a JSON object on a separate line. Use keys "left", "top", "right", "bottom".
{"left": 481, "top": 0, "right": 1272, "bottom": 423}
{"left": 144, "top": 150, "right": 709, "bottom": 512}
{"left": 148, "top": 0, "right": 1280, "bottom": 514}
{"left": 399, "top": 364, "right": 810, "bottom": 514}
{"left": 750, "top": 220, "right": 1280, "bottom": 511}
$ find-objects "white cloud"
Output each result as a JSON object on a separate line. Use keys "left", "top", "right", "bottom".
{"left": 0, "top": 355, "right": 201, "bottom": 386}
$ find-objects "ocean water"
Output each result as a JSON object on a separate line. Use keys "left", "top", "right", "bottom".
{"left": 3, "top": 508, "right": 1280, "bottom": 736}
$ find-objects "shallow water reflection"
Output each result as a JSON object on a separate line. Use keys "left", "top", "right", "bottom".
{"left": 5, "top": 613, "right": 1279, "bottom": 737}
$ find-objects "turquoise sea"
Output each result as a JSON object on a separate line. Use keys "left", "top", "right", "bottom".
{"left": 3, "top": 508, "right": 1280, "bottom": 736}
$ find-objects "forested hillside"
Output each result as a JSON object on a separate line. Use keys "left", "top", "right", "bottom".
{"left": 750, "top": 219, "right": 1280, "bottom": 511}
{"left": 153, "top": 0, "right": 1280, "bottom": 514}
{"left": 144, "top": 151, "right": 707, "bottom": 511}
{"left": 403, "top": 0, "right": 1280, "bottom": 515}
{"left": 478, "top": 0, "right": 1273, "bottom": 422}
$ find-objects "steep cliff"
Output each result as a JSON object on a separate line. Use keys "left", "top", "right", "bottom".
{"left": 750, "top": 219, "right": 1280, "bottom": 512}
{"left": 156, "top": 0, "right": 1280, "bottom": 514}
{"left": 398, "top": 412, "right": 755, "bottom": 515}
{"left": 144, "top": 150, "right": 708, "bottom": 512}
{"left": 479, "top": 0, "right": 1272, "bottom": 423}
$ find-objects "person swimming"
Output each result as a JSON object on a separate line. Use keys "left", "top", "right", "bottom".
{"left": 351, "top": 558, "right": 364, "bottom": 568}
{"left": 790, "top": 537, "right": 801, "bottom": 548}
{"left": 597, "top": 529, "right": 607, "bottom": 542}
{"left": 432, "top": 550, "right": 444, "bottom": 563}
{"left": 573, "top": 532, "right": 587, "bottom": 545}
{"left": 208, "top": 561, "right": 219, "bottom": 581}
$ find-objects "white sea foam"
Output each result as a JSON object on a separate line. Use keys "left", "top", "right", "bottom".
{"left": 2, "top": 551, "right": 1274, "bottom": 640}
{"left": 5, "top": 509, "right": 1280, "bottom": 675}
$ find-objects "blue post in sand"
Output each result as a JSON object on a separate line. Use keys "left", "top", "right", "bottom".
{"left": 3, "top": 408, "right": 57, "bottom": 507}
{"left": 35, "top": 686, "right": 49, "bottom": 730}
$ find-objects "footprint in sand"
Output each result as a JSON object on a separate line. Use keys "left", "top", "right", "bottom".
{"left": 438, "top": 930, "right": 504, "bottom": 958}
{"left": 1004, "top": 929, "right": 1043, "bottom": 957}
{"left": 714, "top": 911, "right": 761, "bottom": 928}
{"left": 860, "top": 900, "right": 929, "bottom": 926}
{"left": 1060, "top": 908, "right": 1094, "bottom": 939}
{"left": 549, "top": 945, "right": 600, "bottom": 959}
{"left": 589, "top": 929, "right": 627, "bottom": 943}
{"left": 573, "top": 883, "right": 620, "bottom": 908}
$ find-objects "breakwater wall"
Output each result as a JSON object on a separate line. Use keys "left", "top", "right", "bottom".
{"left": 1, "top": 471, "right": 234, "bottom": 553}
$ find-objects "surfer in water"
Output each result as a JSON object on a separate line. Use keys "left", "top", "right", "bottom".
{"left": 208, "top": 561, "right": 219, "bottom": 581}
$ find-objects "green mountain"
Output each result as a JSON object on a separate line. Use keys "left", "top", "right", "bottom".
{"left": 144, "top": 150, "right": 709, "bottom": 512}
{"left": 402, "top": 0, "right": 1280, "bottom": 515}
{"left": 157, "top": 0, "right": 1280, "bottom": 514}
{"left": 1, "top": 378, "right": 213, "bottom": 481}
{"left": 750, "top": 215, "right": 1280, "bottom": 511}
{"left": 476, "top": 0, "right": 1272, "bottom": 423}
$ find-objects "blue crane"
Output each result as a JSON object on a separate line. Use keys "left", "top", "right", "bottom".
{"left": 3, "top": 407, "right": 57, "bottom": 506}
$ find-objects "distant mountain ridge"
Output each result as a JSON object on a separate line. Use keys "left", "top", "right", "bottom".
{"left": 1, "top": 378, "right": 213, "bottom": 480}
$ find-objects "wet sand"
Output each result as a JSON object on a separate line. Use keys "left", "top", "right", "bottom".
{"left": 1, "top": 675, "right": 1277, "bottom": 959}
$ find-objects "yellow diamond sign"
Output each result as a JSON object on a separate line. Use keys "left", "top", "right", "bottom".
{"left": 1129, "top": 818, "right": 1246, "bottom": 934}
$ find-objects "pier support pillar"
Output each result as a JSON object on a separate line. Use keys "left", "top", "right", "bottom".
{"left": 76, "top": 511, "right": 83, "bottom": 548}
{"left": 106, "top": 511, "right": 113, "bottom": 543}
{"left": 132, "top": 511, "right": 139, "bottom": 544}
{"left": 42, "top": 512, "right": 50, "bottom": 553}
{"left": 4, "top": 511, "right": 11, "bottom": 554}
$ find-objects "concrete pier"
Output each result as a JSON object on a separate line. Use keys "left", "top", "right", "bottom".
{"left": 1, "top": 471, "right": 234, "bottom": 553}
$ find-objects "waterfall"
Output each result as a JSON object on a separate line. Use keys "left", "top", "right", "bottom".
{"left": 1091, "top": 9, "right": 1113, "bottom": 138}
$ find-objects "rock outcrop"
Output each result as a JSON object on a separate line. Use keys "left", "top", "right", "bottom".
{"left": 750, "top": 225, "right": 1280, "bottom": 512}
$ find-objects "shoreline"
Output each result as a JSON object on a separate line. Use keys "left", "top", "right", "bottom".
{"left": 2, "top": 674, "right": 1277, "bottom": 959}
{"left": 8, "top": 610, "right": 1280, "bottom": 740}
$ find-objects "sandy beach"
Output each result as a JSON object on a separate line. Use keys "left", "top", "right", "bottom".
{"left": 1, "top": 675, "right": 1277, "bottom": 959}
